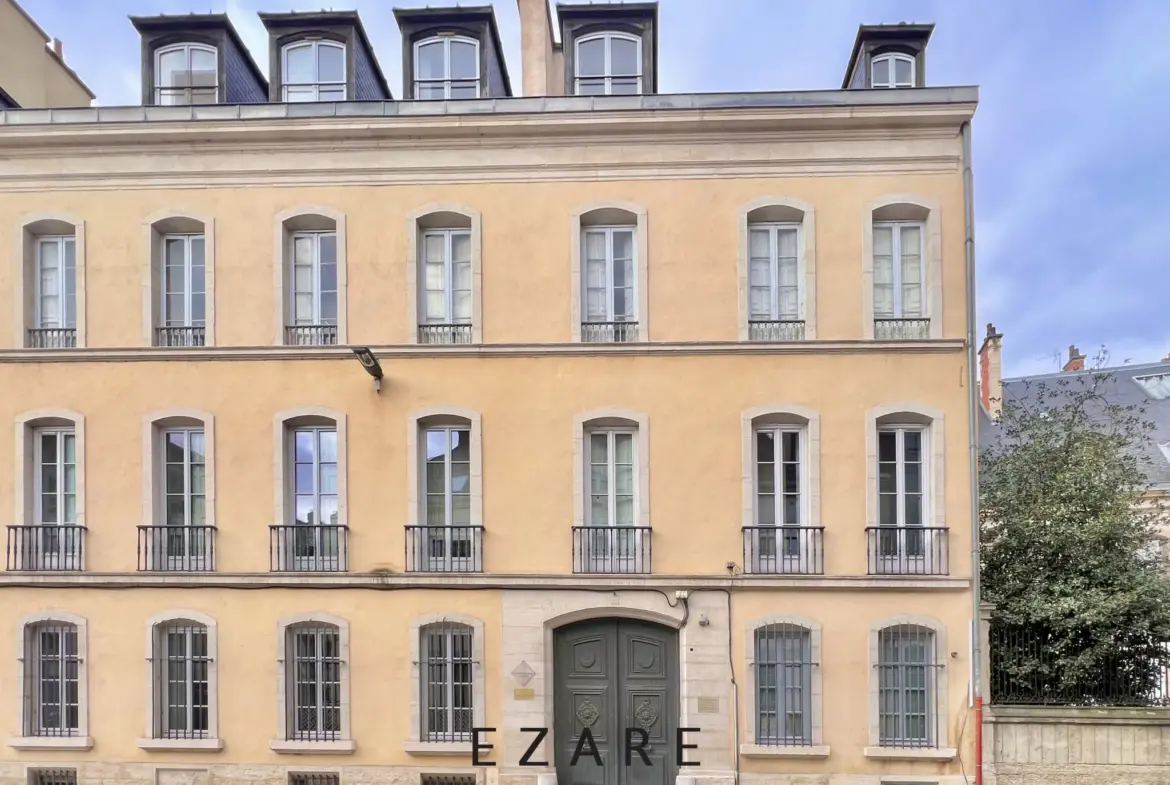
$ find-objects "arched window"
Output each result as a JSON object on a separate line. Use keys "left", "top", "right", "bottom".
{"left": 273, "top": 408, "right": 347, "bottom": 572}
{"left": 144, "top": 213, "right": 210, "bottom": 347}
{"left": 143, "top": 611, "right": 220, "bottom": 748}
{"left": 408, "top": 206, "right": 479, "bottom": 344}
{"left": 407, "top": 613, "right": 486, "bottom": 750}
{"left": 20, "top": 214, "right": 84, "bottom": 349}
{"left": 273, "top": 613, "right": 352, "bottom": 752}
{"left": 870, "top": 620, "right": 947, "bottom": 752}
{"left": 871, "top": 52, "right": 915, "bottom": 89}
{"left": 141, "top": 410, "right": 214, "bottom": 572}
{"left": 866, "top": 405, "right": 947, "bottom": 575}
{"left": 282, "top": 40, "right": 346, "bottom": 102}
{"left": 14, "top": 410, "right": 85, "bottom": 571}
{"left": 752, "top": 622, "right": 814, "bottom": 747}
{"left": 16, "top": 612, "right": 90, "bottom": 747}
{"left": 276, "top": 208, "right": 345, "bottom": 346}
{"left": 864, "top": 196, "right": 942, "bottom": 340}
{"left": 742, "top": 406, "right": 822, "bottom": 574}
{"left": 407, "top": 408, "right": 483, "bottom": 572}
{"left": 741, "top": 199, "right": 815, "bottom": 341}
{"left": 574, "top": 204, "right": 646, "bottom": 343}
{"left": 575, "top": 32, "right": 642, "bottom": 95}
{"left": 414, "top": 36, "right": 479, "bottom": 99}
{"left": 154, "top": 43, "right": 218, "bottom": 105}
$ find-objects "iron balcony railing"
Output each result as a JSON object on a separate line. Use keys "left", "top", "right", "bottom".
{"left": 155, "top": 326, "right": 206, "bottom": 347}
{"left": 581, "top": 321, "right": 639, "bottom": 343}
{"left": 284, "top": 324, "right": 338, "bottom": 346}
{"left": 866, "top": 527, "right": 949, "bottom": 576}
{"left": 572, "top": 526, "right": 651, "bottom": 574}
{"left": 405, "top": 525, "right": 484, "bottom": 573}
{"left": 26, "top": 328, "right": 76, "bottom": 349}
{"left": 874, "top": 318, "right": 931, "bottom": 340}
{"left": 269, "top": 524, "right": 348, "bottom": 572}
{"left": 6, "top": 525, "right": 85, "bottom": 571}
{"left": 748, "top": 320, "right": 806, "bottom": 341}
{"left": 418, "top": 323, "right": 473, "bottom": 345}
{"left": 742, "top": 526, "right": 824, "bottom": 575}
{"left": 137, "top": 526, "right": 216, "bottom": 572}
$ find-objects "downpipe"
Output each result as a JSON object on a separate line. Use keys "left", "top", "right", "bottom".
{"left": 960, "top": 117, "right": 982, "bottom": 785}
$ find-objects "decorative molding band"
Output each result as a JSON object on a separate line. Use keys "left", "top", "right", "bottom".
{"left": 0, "top": 339, "right": 967, "bottom": 364}
{"left": 0, "top": 573, "right": 971, "bottom": 591}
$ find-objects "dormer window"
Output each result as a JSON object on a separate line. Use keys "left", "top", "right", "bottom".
{"left": 574, "top": 32, "right": 642, "bottom": 96}
{"left": 415, "top": 36, "right": 479, "bottom": 99}
{"left": 282, "top": 40, "right": 346, "bottom": 102}
{"left": 871, "top": 52, "right": 915, "bottom": 89}
{"left": 155, "top": 44, "right": 218, "bottom": 105}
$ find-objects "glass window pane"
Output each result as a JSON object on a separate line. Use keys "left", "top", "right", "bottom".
{"left": 451, "top": 232, "right": 471, "bottom": 262}
{"left": 895, "top": 57, "right": 913, "bottom": 85}
{"left": 285, "top": 44, "right": 315, "bottom": 84}
{"left": 191, "top": 47, "right": 217, "bottom": 77}
{"left": 610, "top": 37, "right": 639, "bottom": 75}
{"left": 577, "top": 38, "right": 605, "bottom": 77}
{"left": 614, "top": 433, "right": 634, "bottom": 464}
{"left": 418, "top": 41, "right": 446, "bottom": 80}
{"left": 451, "top": 40, "right": 478, "bottom": 79}
{"left": 318, "top": 430, "right": 337, "bottom": 462}
{"left": 318, "top": 43, "right": 344, "bottom": 82}
{"left": 872, "top": 57, "right": 890, "bottom": 86}
{"left": 878, "top": 431, "right": 897, "bottom": 462}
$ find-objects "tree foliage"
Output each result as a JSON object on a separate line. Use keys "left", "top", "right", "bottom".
{"left": 981, "top": 358, "right": 1170, "bottom": 705}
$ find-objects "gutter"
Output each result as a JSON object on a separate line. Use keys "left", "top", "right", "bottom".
{"left": 961, "top": 118, "right": 983, "bottom": 784}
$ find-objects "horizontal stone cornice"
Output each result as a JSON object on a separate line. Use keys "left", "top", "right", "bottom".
{"left": 0, "top": 572, "right": 971, "bottom": 591}
{"left": 0, "top": 339, "right": 968, "bottom": 364}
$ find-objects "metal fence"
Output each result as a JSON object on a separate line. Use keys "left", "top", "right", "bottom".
{"left": 989, "top": 625, "right": 1170, "bottom": 707}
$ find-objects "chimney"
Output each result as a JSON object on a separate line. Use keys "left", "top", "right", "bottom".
{"left": 52, "top": 38, "right": 62, "bottom": 58}
{"left": 516, "top": 0, "right": 563, "bottom": 96}
{"left": 1162, "top": 351, "right": 1170, "bottom": 363}
{"left": 978, "top": 323, "right": 1004, "bottom": 417}
{"left": 1063, "top": 345, "right": 1085, "bottom": 373}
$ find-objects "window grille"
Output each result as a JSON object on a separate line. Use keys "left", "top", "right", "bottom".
{"left": 287, "top": 625, "right": 342, "bottom": 741}
{"left": 421, "top": 775, "right": 477, "bottom": 785}
{"left": 29, "top": 770, "right": 77, "bottom": 785}
{"left": 754, "top": 624, "right": 813, "bottom": 745}
{"left": 288, "top": 774, "right": 340, "bottom": 785}
{"left": 421, "top": 622, "right": 475, "bottom": 741}
{"left": 153, "top": 622, "right": 209, "bottom": 739}
{"left": 24, "top": 623, "right": 79, "bottom": 737}
{"left": 877, "top": 625, "right": 941, "bottom": 748}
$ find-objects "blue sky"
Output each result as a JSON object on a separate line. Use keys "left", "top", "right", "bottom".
{"left": 20, "top": 0, "right": 1170, "bottom": 376}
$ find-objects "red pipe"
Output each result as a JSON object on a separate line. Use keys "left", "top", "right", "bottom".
{"left": 975, "top": 694, "right": 984, "bottom": 785}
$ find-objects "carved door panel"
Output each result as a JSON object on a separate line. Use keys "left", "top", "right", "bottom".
{"left": 554, "top": 619, "right": 678, "bottom": 785}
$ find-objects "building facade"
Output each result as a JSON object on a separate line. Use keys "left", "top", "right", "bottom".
{"left": 0, "top": 4, "right": 979, "bottom": 785}
{"left": 0, "top": 0, "right": 93, "bottom": 110}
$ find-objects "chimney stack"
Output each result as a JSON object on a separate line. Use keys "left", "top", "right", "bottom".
{"left": 978, "top": 323, "right": 1004, "bottom": 417}
{"left": 516, "top": 0, "right": 563, "bottom": 96}
{"left": 52, "top": 38, "right": 62, "bottom": 58}
{"left": 1063, "top": 345, "right": 1085, "bottom": 373}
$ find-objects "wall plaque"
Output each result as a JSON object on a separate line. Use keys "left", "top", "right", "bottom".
{"left": 697, "top": 697, "right": 719, "bottom": 714}
{"left": 513, "top": 688, "right": 536, "bottom": 700}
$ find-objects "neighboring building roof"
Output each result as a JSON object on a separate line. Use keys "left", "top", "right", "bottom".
{"left": 129, "top": 13, "right": 270, "bottom": 94}
{"left": 0, "top": 84, "right": 18, "bottom": 108}
{"left": 7, "top": 0, "right": 95, "bottom": 100}
{"left": 982, "top": 359, "right": 1170, "bottom": 490}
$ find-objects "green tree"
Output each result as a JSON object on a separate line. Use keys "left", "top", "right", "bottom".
{"left": 981, "top": 357, "right": 1170, "bottom": 705}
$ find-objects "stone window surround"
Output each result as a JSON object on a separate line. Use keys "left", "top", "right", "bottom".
{"left": 572, "top": 408, "right": 651, "bottom": 530}
{"left": 405, "top": 612, "right": 487, "bottom": 755}
{"left": 10, "top": 610, "right": 92, "bottom": 750}
{"left": 272, "top": 206, "right": 348, "bottom": 346}
{"left": 141, "top": 209, "right": 216, "bottom": 346}
{"left": 138, "top": 609, "right": 222, "bottom": 751}
{"left": 861, "top": 194, "right": 944, "bottom": 340}
{"left": 740, "top": 404, "right": 821, "bottom": 533}
{"left": 741, "top": 613, "right": 827, "bottom": 757}
{"left": 141, "top": 409, "right": 216, "bottom": 531}
{"left": 14, "top": 212, "right": 87, "bottom": 349}
{"left": 405, "top": 203, "right": 484, "bottom": 344}
{"left": 865, "top": 614, "right": 956, "bottom": 760}
{"left": 271, "top": 611, "right": 354, "bottom": 754}
{"left": 272, "top": 406, "right": 348, "bottom": 529}
{"left": 737, "top": 196, "right": 817, "bottom": 340}
{"left": 865, "top": 403, "right": 946, "bottom": 530}
{"left": 570, "top": 200, "right": 650, "bottom": 342}
{"left": 14, "top": 409, "right": 86, "bottom": 531}
{"left": 405, "top": 406, "right": 484, "bottom": 531}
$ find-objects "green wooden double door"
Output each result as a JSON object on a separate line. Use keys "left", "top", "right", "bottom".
{"left": 554, "top": 619, "right": 679, "bottom": 785}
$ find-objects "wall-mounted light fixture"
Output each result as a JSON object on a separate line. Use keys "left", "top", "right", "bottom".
{"left": 351, "top": 346, "right": 384, "bottom": 393}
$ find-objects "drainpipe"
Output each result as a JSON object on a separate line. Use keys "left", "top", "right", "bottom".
{"left": 961, "top": 118, "right": 982, "bottom": 785}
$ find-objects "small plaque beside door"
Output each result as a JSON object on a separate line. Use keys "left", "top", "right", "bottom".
{"left": 514, "top": 688, "right": 535, "bottom": 700}
{"left": 696, "top": 697, "right": 719, "bottom": 714}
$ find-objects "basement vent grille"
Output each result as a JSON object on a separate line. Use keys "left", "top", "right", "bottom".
{"left": 288, "top": 775, "right": 340, "bottom": 785}
{"left": 421, "top": 775, "right": 477, "bottom": 785}
{"left": 29, "top": 771, "right": 77, "bottom": 785}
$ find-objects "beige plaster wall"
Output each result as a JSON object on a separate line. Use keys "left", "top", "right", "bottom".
{"left": 0, "top": 0, "right": 92, "bottom": 109}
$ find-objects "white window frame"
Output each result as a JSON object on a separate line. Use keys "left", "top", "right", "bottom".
{"left": 420, "top": 424, "right": 475, "bottom": 571}
{"left": 286, "top": 623, "right": 342, "bottom": 741}
{"left": 155, "top": 623, "right": 209, "bottom": 738}
{"left": 282, "top": 40, "right": 346, "bottom": 102}
{"left": 876, "top": 424, "right": 934, "bottom": 573}
{"left": 14, "top": 611, "right": 91, "bottom": 750}
{"left": 743, "top": 614, "right": 825, "bottom": 756}
{"left": 34, "top": 236, "right": 76, "bottom": 330}
{"left": 581, "top": 225, "right": 637, "bottom": 324}
{"left": 33, "top": 428, "right": 77, "bottom": 528}
{"left": 871, "top": 52, "right": 915, "bottom": 88}
{"left": 751, "top": 425, "right": 815, "bottom": 573}
{"left": 585, "top": 427, "right": 638, "bottom": 528}
{"left": 877, "top": 425, "right": 928, "bottom": 529}
{"left": 420, "top": 228, "right": 473, "bottom": 325}
{"left": 413, "top": 36, "right": 480, "bottom": 99}
{"left": 271, "top": 612, "right": 353, "bottom": 754}
{"left": 139, "top": 610, "right": 221, "bottom": 750}
{"left": 876, "top": 626, "right": 937, "bottom": 748}
{"left": 160, "top": 234, "right": 206, "bottom": 329}
{"left": 872, "top": 220, "right": 926, "bottom": 319}
{"left": 154, "top": 43, "right": 218, "bottom": 104}
{"left": 747, "top": 222, "right": 803, "bottom": 322}
{"left": 289, "top": 231, "right": 338, "bottom": 327}
{"left": 574, "top": 31, "right": 642, "bottom": 95}
{"left": 161, "top": 428, "right": 206, "bottom": 528}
